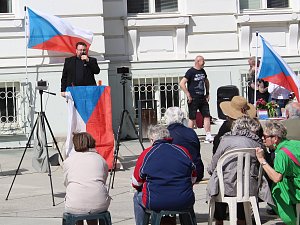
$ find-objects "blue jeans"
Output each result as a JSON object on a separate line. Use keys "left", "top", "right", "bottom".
{"left": 133, "top": 191, "right": 145, "bottom": 225}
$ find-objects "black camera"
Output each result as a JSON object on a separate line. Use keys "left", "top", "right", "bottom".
{"left": 36, "top": 79, "right": 49, "bottom": 90}
{"left": 117, "top": 67, "right": 129, "bottom": 74}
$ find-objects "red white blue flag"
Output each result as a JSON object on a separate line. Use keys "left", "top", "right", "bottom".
{"left": 257, "top": 35, "right": 300, "bottom": 102}
{"left": 65, "top": 86, "right": 114, "bottom": 169}
{"left": 27, "top": 7, "right": 93, "bottom": 54}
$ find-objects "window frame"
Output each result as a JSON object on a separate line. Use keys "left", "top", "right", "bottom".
{"left": 0, "top": 0, "right": 12, "bottom": 14}
{"left": 239, "top": 0, "right": 290, "bottom": 11}
{"left": 127, "top": 0, "right": 179, "bottom": 14}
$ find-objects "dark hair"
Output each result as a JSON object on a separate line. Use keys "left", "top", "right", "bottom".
{"left": 72, "top": 132, "right": 96, "bottom": 152}
{"left": 76, "top": 42, "right": 87, "bottom": 48}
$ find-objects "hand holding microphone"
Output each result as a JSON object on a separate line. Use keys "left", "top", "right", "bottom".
{"left": 81, "top": 51, "right": 89, "bottom": 67}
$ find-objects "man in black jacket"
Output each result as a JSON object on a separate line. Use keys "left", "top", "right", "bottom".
{"left": 61, "top": 42, "right": 100, "bottom": 97}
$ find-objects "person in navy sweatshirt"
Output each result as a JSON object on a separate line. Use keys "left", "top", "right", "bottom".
{"left": 165, "top": 106, "right": 204, "bottom": 182}
{"left": 131, "top": 125, "right": 197, "bottom": 225}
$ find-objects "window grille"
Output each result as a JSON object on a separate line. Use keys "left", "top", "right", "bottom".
{"left": 0, "top": 81, "right": 31, "bottom": 135}
{"left": 131, "top": 74, "right": 186, "bottom": 124}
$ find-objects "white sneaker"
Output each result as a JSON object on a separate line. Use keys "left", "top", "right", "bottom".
{"left": 205, "top": 134, "right": 214, "bottom": 143}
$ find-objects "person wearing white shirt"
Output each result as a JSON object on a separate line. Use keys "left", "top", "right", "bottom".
{"left": 268, "top": 82, "right": 291, "bottom": 117}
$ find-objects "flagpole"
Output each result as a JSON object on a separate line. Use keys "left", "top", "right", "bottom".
{"left": 254, "top": 31, "right": 259, "bottom": 107}
{"left": 24, "top": 6, "right": 28, "bottom": 83}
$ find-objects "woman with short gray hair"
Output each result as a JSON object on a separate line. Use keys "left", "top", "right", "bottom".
{"left": 165, "top": 106, "right": 184, "bottom": 125}
{"left": 207, "top": 115, "right": 272, "bottom": 225}
{"left": 231, "top": 116, "right": 261, "bottom": 134}
{"left": 132, "top": 124, "right": 197, "bottom": 225}
{"left": 256, "top": 120, "right": 300, "bottom": 225}
{"left": 147, "top": 125, "right": 170, "bottom": 142}
{"left": 165, "top": 107, "right": 204, "bottom": 182}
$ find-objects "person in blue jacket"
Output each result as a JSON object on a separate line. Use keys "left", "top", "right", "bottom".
{"left": 132, "top": 125, "right": 197, "bottom": 225}
{"left": 165, "top": 106, "right": 204, "bottom": 182}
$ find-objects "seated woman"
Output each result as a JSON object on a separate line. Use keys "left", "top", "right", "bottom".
{"left": 165, "top": 106, "right": 204, "bottom": 181}
{"left": 212, "top": 96, "right": 257, "bottom": 155}
{"left": 63, "top": 132, "right": 111, "bottom": 225}
{"left": 207, "top": 115, "right": 273, "bottom": 225}
{"left": 256, "top": 120, "right": 300, "bottom": 225}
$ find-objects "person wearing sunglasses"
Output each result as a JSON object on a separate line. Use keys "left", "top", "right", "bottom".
{"left": 256, "top": 120, "right": 300, "bottom": 225}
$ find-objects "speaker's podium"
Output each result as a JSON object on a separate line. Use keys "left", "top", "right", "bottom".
{"left": 65, "top": 86, "right": 114, "bottom": 169}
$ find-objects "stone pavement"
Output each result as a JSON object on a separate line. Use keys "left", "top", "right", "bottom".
{"left": 0, "top": 131, "right": 284, "bottom": 224}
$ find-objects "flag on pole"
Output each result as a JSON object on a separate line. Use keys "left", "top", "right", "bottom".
{"left": 257, "top": 35, "right": 300, "bottom": 102}
{"left": 27, "top": 7, "right": 93, "bottom": 54}
{"left": 65, "top": 86, "right": 114, "bottom": 169}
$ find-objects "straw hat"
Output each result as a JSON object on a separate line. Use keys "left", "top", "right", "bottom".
{"left": 220, "top": 96, "right": 256, "bottom": 119}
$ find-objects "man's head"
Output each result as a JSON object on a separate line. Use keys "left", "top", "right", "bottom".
{"left": 165, "top": 107, "right": 184, "bottom": 126}
{"left": 194, "top": 55, "right": 205, "bottom": 70}
{"left": 285, "top": 102, "right": 300, "bottom": 119}
{"left": 147, "top": 125, "right": 170, "bottom": 144}
{"left": 73, "top": 132, "right": 95, "bottom": 152}
{"left": 75, "top": 42, "right": 87, "bottom": 58}
{"left": 248, "top": 56, "right": 260, "bottom": 68}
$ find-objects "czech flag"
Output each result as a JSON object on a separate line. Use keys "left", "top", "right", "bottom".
{"left": 27, "top": 7, "right": 93, "bottom": 54}
{"left": 257, "top": 35, "right": 300, "bottom": 102}
{"left": 65, "top": 86, "right": 114, "bottom": 169}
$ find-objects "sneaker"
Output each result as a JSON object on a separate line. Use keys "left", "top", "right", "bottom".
{"left": 205, "top": 134, "right": 214, "bottom": 143}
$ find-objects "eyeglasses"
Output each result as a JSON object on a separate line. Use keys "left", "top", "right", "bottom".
{"left": 76, "top": 49, "right": 86, "bottom": 52}
{"left": 263, "top": 134, "right": 275, "bottom": 139}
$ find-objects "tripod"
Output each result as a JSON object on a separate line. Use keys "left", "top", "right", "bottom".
{"left": 6, "top": 89, "right": 64, "bottom": 206}
{"left": 108, "top": 73, "right": 144, "bottom": 190}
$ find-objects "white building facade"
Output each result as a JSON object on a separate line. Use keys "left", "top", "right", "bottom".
{"left": 1, "top": 0, "right": 300, "bottom": 144}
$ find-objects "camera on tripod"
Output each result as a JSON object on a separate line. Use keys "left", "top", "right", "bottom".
{"left": 36, "top": 79, "right": 49, "bottom": 90}
{"left": 117, "top": 67, "right": 131, "bottom": 81}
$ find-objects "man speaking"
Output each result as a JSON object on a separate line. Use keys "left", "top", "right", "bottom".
{"left": 61, "top": 42, "right": 100, "bottom": 97}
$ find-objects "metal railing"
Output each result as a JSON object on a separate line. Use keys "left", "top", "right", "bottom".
{"left": 131, "top": 74, "right": 188, "bottom": 124}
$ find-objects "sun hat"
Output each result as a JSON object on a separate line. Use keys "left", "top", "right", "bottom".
{"left": 220, "top": 96, "right": 256, "bottom": 119}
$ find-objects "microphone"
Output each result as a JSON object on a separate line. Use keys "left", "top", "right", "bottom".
{"left": 82, "top": 52, "right": 87, "bottom": 67}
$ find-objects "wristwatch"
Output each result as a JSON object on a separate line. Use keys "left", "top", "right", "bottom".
{"left": 261, "top": 161, "right": 268, "bottom": 166}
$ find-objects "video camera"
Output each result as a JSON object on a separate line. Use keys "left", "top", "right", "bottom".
{"left": 117, "top": 67, "right": 129, "bottom": 74}
{"left": 36, "top": 79, "right": 49, "bottom": 90}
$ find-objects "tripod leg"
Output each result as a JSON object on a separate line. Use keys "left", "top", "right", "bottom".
{"left": 43, "top": 112, "right": 64, "bottom": 161}
{"left": 6, "top": 114, "right": 39, "bottom": 200}
{"left": 40, "top": 113, "right": 56, "bottom": 206}
{"left": 124, "top": 110, "right": 145, "bottom": 150}
{"left": 108, "top": 110, "right": 126, "bottom": 191}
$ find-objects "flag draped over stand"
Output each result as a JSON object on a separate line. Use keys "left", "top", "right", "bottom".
{"left": 65, "top": 86, "right": 114, "bottom": 169}
{"left": 26, "top": 7, "right": 93, "bottom": 54}
{"left": 257, "top": 35, "right": 300, "bottom": 102}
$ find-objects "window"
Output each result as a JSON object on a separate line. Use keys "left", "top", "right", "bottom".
{"left": 132, "top": 76, "right": 181, "bottom": 122}
{"left": 240, "top": 0, "right": 289, "bottom": 10}
{"left": 0, "top": 82, "right": 19, "bottom": 123}
{"left": 0, "top": 0, "right": 12, "bottom": 13}
{"left": 127, "top": 0, "right": 178, "bottom": 13}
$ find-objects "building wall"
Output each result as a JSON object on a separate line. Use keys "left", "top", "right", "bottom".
{"left": 0, "top": 0, "right": 107, "bottom": 145}
{"left": 1, "top": 0, "right": 300, "bottom": 142}
{"left": 103, "top": 0, "right": 300, "bottom": 137}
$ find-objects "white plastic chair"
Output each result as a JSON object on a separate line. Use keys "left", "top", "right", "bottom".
{"left": 208, "top": 148, "right": 262, "bottom": 225}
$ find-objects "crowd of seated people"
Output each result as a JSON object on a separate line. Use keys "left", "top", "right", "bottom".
{"left": 62, "top": 101, "right": 300, "bottom": 225}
